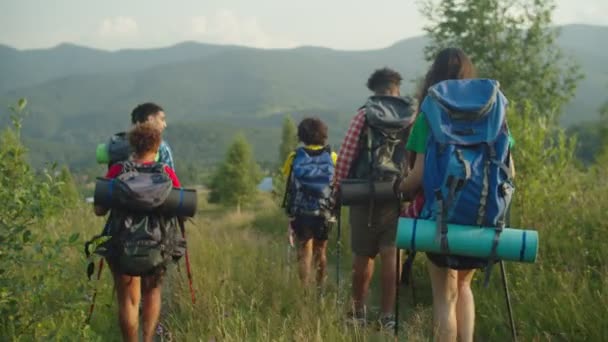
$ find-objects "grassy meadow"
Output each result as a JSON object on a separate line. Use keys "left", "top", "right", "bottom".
{"left": 3, "top": 175, "right": 607, "bottom": 341}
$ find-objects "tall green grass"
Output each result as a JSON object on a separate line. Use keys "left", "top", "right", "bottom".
{"left": 3, "top": 182, "right": 607, "bottom": 341}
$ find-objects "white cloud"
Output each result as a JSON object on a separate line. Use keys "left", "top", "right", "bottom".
{"left": 98, "top": 16, "right": 139, "bottom": 39}
{"left": 188, "top": 10, "right": 297, "bottom": 49}
{"left": 554, "top": 1, "right": 608, "bottom": 25}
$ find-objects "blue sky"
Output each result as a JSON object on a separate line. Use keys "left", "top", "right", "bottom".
{"left": 1, "top": 0, "right": 606, "bottom": 51}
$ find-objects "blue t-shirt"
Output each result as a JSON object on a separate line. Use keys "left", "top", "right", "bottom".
{"left": 158, "top": 140, "right": 175, "bottom": 170}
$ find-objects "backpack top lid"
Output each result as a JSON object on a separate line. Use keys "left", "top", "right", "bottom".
{"left": 292, "top": 146, "right": 334, "bottom": 193}
{"left": 364, "top": 95, "right": 416, "bottom": 130}
{"left": 422, "top": 79, "right": 508, "bottom": 145}
{"left": 114, "top": 161, "right": 173, "bottom": 211}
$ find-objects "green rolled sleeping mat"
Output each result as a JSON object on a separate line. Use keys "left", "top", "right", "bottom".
{"left": 339, "top": 179, "right": 398, "bottom": 206}
{"left": 396, "top": 218, "right": 538, "bottom": 263}
{"left": 94, "top": 177, "right": 198, "bottom": 217}
{"left": 96, "top": 143, "right": 110, "bottom": 164}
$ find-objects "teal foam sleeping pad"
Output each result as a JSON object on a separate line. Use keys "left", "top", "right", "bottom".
{"left": 396, "top": 218, "right": 538, "bottom": 263}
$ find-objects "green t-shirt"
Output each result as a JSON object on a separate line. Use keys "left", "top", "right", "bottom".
{"left": 405, "top": 112, "right": 515, "bottom": 153}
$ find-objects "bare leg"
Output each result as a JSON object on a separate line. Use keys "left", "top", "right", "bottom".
{"left": 427, "top": 260, "right": 458, "bottom": 342}
{"left": 114, "top": 273, "right": 140, "bottom": 342}
{"left": 313, "top": 239, "right": 328, "bottom": 287}
{"left": 141, "top": 276, "right": 162, "bottom": 342}
{"left": 352, "top": 255, "right": 375, "bottom": 313}
{"left": 379, "top": 246, "right": 397, "bottom": 315}
{"left": 297, "top": 238, "right": 314, "bottom": 285}
{"left": 456, "top": 269, "right": 476, "bottom": 342}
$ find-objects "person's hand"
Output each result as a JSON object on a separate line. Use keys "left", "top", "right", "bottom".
{"left": 393, "top": 175, "right": 404, "bottom": 197}
{"left": 287, "top": 219, "right": 295, "bottom": 247}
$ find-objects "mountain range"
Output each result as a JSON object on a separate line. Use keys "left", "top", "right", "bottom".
{"left": 0, "top": 24, "right": 606, "bottom": 172}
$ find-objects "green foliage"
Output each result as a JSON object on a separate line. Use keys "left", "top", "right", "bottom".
{"left": 420, "top": 0, "right": 582, "bottom": 121}
{"left": 209, "top": 134, "right": 262, "bottom": 211}
{"left": 0, "top": 99, "right": 92, "bottom": 340}
{"left": 278, "top": 115, "right": 298, "bottom": 163}
{"left": 273, "top": 115, "right": 298, "bottom": 201}
{"left": 600, "top": 100, "right": 608, "bottom": 153}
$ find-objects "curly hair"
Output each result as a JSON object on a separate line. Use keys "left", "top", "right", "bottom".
{"left": 128, "top": 122, "right": 162, "bottom": 157}
{"left": 366, "top": 67, "right": 402, "bottom": 94}
{"left": 297, "top": 117, "right": 328, "bottom": 146}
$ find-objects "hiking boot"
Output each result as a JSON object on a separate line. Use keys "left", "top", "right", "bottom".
{"left": 377, "top": 314, "right": 396, "bottom": 331}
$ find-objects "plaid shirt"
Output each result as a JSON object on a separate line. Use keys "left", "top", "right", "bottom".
{"left": 334, "top": 109, "right": 366, "bottom": 187}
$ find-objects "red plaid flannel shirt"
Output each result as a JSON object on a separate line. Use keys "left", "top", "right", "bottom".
{"left": 334, "top": 109, "right": 366, "bottom": 187}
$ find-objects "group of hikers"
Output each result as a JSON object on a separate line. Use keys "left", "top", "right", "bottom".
{"left": 90, "top": 47, "right": 516, "bottom": 342}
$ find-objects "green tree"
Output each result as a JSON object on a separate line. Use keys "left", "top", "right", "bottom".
{"left": 278, "top": 115, "right": 298, "bottom": 164}
{"left": 420, "top": 0, "right": 582, "bottom": 121}
{"left": 597, "top": 100, "right": 608, "bottom": 162}
{"left": 1, "top": 99, "right": 84, "bottom": 339}
{"left": 57, "top": 165, "right": 80, "bottom": 205}
{"left": 209, "top": 134, "right": 261, "bottom": 213}
{"left": 274, "top": 115, "right": 298, "bottom": 198}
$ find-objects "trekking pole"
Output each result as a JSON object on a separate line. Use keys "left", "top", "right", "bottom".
{"left": 179, "top": 219, "right": 196, "bottom": 305}
{"left": 336, "top": 204, "right": 342, "bottom": 301}
{"left": 85, "top": 258, "right": 104, "bottom": 324}
{"left": 500, "top": 261, "right": 517, "bottom": 342}
{"left": 394, "top": 247, "right": 401, "bottom": 339}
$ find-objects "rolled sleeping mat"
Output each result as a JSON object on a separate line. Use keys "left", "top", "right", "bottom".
{"left": 339, "top": 179, "right": 398, "bottom": 206}
{"left": 96, "top": 143, "right": 110, "bottom": 164}
{"left": 396, "top": 218, "right": 538, "bottom": 263}
{"left": 94, "top": 177, "right": 198, "bottom": 217}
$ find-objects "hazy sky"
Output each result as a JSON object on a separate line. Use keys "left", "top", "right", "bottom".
{"left": 1, "top": 0, "right": 606, "bottom": 51}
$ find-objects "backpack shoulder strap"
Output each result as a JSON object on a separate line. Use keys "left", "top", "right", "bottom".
{"left": 281, "top": 150, "right": 298, "bottom": 210}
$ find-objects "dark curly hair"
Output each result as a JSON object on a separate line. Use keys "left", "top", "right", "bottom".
{"left": 366, "top": 67, "right": 402, "bottom": 94}
{"left": 128, "top": 122, "right": 162, "bottom": 157}
{"left": 131, "top": 102, "right": 164, "bottom": 124}
{"left": 297, "top": 117, "right": 328, "bottom": 146}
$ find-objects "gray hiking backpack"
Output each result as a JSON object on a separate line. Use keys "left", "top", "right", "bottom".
{"left": 86, "top": 161, "right": 185, "bottom": 276}
{"left": 349, "top": 96, "right": 416, "bottom": 181}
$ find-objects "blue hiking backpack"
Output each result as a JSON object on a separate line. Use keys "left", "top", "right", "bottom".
{"left": 420, "top": 79, "right": 514, "bottom": 266}
{"left": 285, "top": 146, "right": 335, "bottom": 218}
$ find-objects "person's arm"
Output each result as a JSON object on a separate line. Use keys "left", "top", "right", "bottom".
{"left": 397, "top": 113, "right": 429, "bottom": 200}
{"left": 164, "top": 165, "right": 181, "bottom": 187}
{"left": 334, "top": 110, "right": 365, "bottom": 186}
{"left": 159, "top": 140, "right": 175, "bottom": 170}
{"left": 399, "top": 153, "right": 425, "bottom": 200}
{"left": 282, "top": 152, "right": 296, "bottom": 177}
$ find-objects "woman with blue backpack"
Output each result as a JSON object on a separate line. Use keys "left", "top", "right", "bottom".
{"left": 282, "top": 117, "right": 337, "bottom": 289}
{"left": 398, "top": 48, "right": 515, "bottom": 342}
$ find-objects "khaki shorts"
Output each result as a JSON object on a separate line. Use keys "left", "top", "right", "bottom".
{"left": 349, "top": 203, "right": 400, "bottom": 257}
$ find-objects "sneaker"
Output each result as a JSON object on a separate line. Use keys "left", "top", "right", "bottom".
{"left": 377, "top": 314, "right": 396, "bottom": 331}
